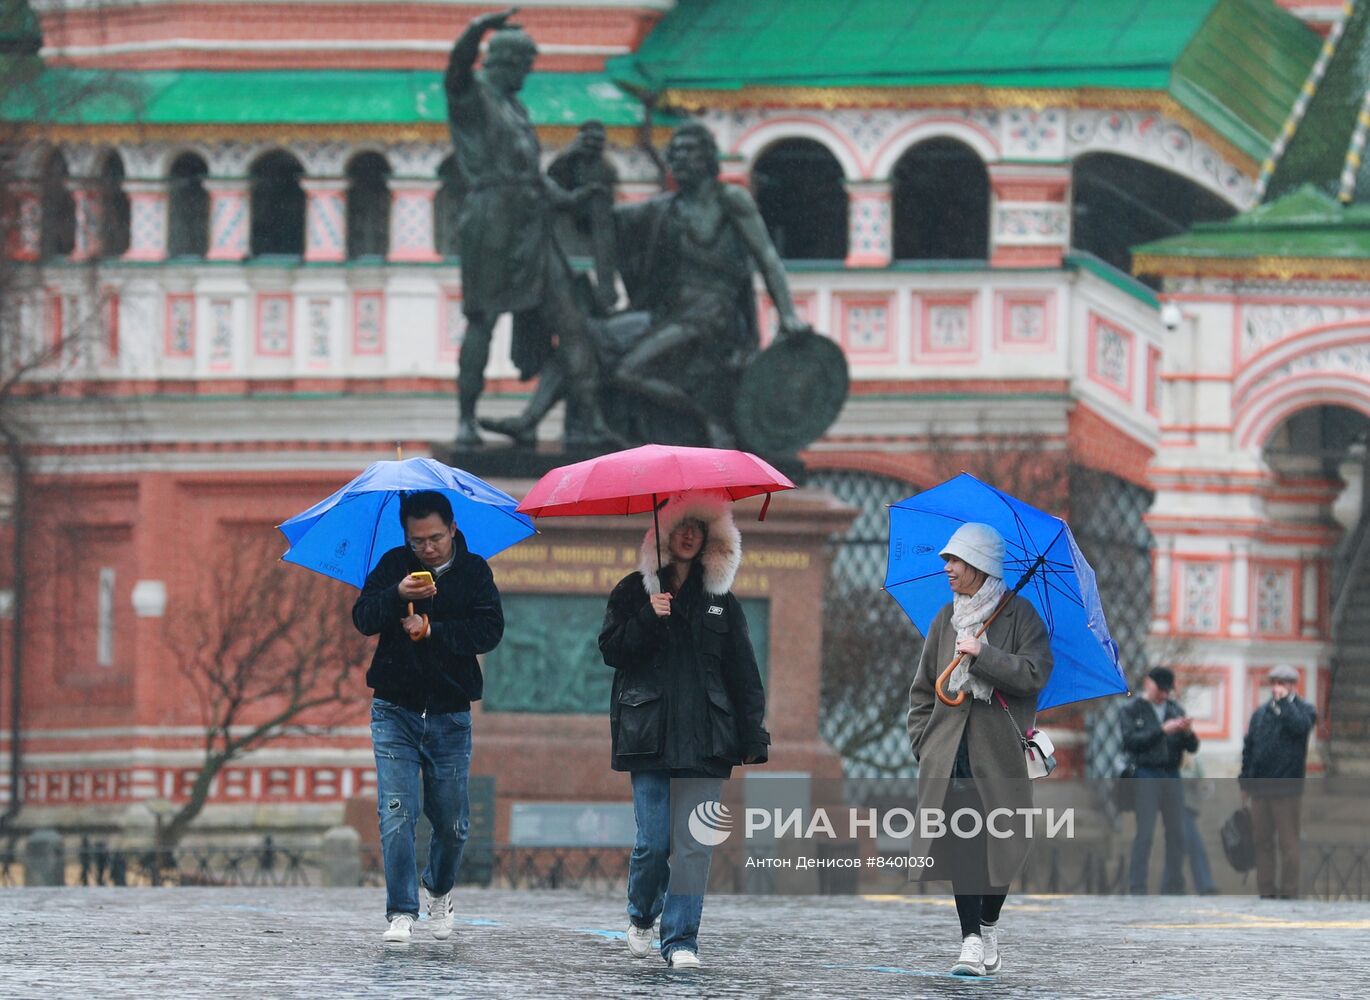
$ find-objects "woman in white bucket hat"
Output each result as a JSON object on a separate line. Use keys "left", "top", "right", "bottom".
{"left": 906, "top": 521, "right": 1053, "bottom": 978}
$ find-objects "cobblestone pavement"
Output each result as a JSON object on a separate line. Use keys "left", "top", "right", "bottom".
{"left": 3, "top": 888, "right": 1367, "bottom": 999}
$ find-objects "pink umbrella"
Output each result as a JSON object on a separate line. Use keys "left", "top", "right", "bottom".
{"left": 517, "top": 444, "right": 796, "bottom": 569}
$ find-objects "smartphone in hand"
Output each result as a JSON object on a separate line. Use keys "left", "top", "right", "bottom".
{"left": 409, "top": 571, "right": 434, "bottom": 586}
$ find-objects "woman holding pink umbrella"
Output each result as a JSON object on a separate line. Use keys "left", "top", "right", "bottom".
{"left": 598, "top": 492, "right": 770, "bottom": 970}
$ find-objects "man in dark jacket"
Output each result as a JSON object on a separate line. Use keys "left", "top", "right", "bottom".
{"left": 352, "top": 491, "right": 504, "bottom": 943}
{"left": 1240, "top": 664, "right": 1316, "bottom": 898}
{"left": 599, "top": 494, "right": 769, "bottom": 969}
{"left": 1122, "top": 666, "right": 1198, "bottom": 894}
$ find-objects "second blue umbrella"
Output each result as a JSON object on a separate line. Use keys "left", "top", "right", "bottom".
{"left": 278, "top": 457, "right": 536, "bottom": 588}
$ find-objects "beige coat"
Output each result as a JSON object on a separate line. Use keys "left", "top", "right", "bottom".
{"left": 906, "top": 593, "right": 1053, "bottom": 886}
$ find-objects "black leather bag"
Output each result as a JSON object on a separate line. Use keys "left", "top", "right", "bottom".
{"left": 1222, "top": 806, "right": 1255, "bottom": 873}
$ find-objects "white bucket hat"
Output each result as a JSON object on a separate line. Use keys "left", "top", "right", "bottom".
{"left": 940, "top": 522, "right": 1005, "bottom": 579}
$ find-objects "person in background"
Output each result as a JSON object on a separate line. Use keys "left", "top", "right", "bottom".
{"left": 1240, "top": 664, "right": 1316, "bottom": 899}
{"left": 1161, "top": 754, "right": 1217, "bottom": 895}
{"left": 1122, "top": 666, "right": 1198, "bottom": 894}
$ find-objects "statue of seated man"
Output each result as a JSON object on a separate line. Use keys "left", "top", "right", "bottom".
{"left": 483, "top": 122, "right": 811, "bottom": 448}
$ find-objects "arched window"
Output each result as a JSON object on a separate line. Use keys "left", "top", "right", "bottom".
{"left": 752, "top": 138, "right": 848, "bottom": 260}
{"left": 345, "top": 152, "right": 391, "bottom": 260}
{"left": 435, "top": 155, "right": 465, "bottom": 258}
{"left": 40, "top": 151, "right": 75, "bottom": 259}
{"left": 167, "top": 153, "right": 209, "bottom": 258}
{"left": 97, "top": 152, "right": 130, "bottom": 258}
{"left": 249, "top": 150, "right": 305, "bottom": 257}
{"left": 1072, "top": 153, "right": 1235, "bottom": 281}
{"left": 892, "top": 138, "right": 989, "bottom": 261}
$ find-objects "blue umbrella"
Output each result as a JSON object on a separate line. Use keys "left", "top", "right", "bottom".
{"left": 278, "top": 458, "right": 536, "bottom": 587}
{"left": 884, "top": 472, "right": 1127, "bottom": 712}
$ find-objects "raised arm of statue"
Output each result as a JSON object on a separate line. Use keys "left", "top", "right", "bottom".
{"left": 445, "top": 7, "right": 520, "bottom": 99}
{"left": 719, "top": 184, "right": 808, "bottom": 336}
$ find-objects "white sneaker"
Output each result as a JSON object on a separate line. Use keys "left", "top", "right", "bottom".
{"left": 626, "top": 922, "right": 654, "bottom": 959}
{"left": 426, "top": 890, "right": 454, "bottom": 941}
{"left": 382, "top": 914, "right": 414, "bottom": 943}
{"left": 950, "top": 934, "right": 987, "bottom": 977}
{"left": 668, "top": 950, "right": 702, "bottom": 969}
{"left": 981, "top": 923, "right": 1001, "bottom": 975}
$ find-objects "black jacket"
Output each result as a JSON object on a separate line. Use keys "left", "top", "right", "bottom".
{"left": 1240, "top": 695, "right": 1316, "bottom": 797}
{"left": 1121, "top": 696, "right": 1198, "bottom": 770}
{"left": 599, "top": 566, "right": 769, "bottom": 777}
{"left": 351, "top": 533, "right": 504, "bottom": 713}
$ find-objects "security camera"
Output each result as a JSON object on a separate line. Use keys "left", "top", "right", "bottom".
{"left": 1160, "top": 302, "right": 1182, "bottom": 331}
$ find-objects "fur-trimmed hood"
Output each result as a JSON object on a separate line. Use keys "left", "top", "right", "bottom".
{"left": 639, "top": 493, "right": 742, "bottom": 596}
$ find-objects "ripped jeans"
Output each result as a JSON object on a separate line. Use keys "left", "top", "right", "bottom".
{"left": 370, "top": 698, "right": 471, "bottom": 919}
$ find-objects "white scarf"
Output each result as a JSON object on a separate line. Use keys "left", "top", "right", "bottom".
{"left": 948, "top": 576, "right": 1007, "bottom": 703}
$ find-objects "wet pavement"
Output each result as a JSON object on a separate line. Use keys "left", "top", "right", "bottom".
{"left": 2, "top": 887, "right": 1366, "bottom": 998}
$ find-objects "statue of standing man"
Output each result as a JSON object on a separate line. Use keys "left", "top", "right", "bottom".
{"left": 445, "top": 7, "right": 614, "bottom": 448}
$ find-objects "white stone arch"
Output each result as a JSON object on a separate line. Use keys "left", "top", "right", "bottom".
{"left": 869, "top": 117, "right": 1000, "bottom": 179}
{"left": 388, "top": 142, "right": 448, "bottom": 178}
{"left": 294, "top": 141, "right": 352, "bottom": 178}
{"left": 91, "top": 144, "right": 127, "bottom": 179}
{"left": 1238, "top": 375, "right": 1370, "bottom": 450}
{"left": 149, "top": 142, "right": 213, "bottom": 180}
{"left": 246, "top": 145, "right": 307, "bottom": 177}
{"left": 203, "top": 141, "right": 263, "bottom": 177}
{"left": 60, "top": 143, "right": 102, "bottom": 179}
{"left": 1065, "top": 110, "right": 1253, "bottom": 210}
{"left": 342, "top": 143, "right": 395, "bottom": 176}
{"left": 733, "top": 116, "right": 863, "bottom": 182}
{"left": 1236, "top": 318, "right": 1370, "bottom": 403}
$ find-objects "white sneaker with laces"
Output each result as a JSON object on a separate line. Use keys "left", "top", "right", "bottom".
{"left": 668, "top": 950, "right": 702, "bottom": 969}
{"left": 626, "top": 922, "right": 654, "bottom": 959}
{"left": 950, "top": 934, "right": 987, "bottom": 977}
{"left": 426, "top": 890, "right": 454, "bottom": 940}
{"left": 382, "top": 914, "right": 414, "bottom": 943}
{"left": 981, "top": 922, "right": 1001, "bottom": 974}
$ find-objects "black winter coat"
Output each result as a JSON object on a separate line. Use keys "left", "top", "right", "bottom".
{"left": 599, "top": 566, "right": 769, "bottom": 777}
{"left": 352, "top": 533, "right": 504, "bottom": 713}
{"left": 1240, "top": 695, "right": 1316, "bottom": 797}
{"left": 1121, "top": 696, "right": 1198, "bottom": 770}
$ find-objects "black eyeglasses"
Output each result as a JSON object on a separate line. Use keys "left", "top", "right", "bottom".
{"left": 406, "top": 532, "right": 449, "bottom": 551}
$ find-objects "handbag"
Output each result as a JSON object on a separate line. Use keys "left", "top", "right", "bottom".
{"left": 993, "top": 690, "right": 1056, "bottom": 779}
{"left": 1221, "top": 806, "right": 1255, "bottom": 873}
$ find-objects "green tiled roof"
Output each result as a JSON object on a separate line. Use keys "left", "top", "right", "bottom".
{"left": 0, "top": 68, "right": 654, "bottom": 128}
{"left": 1135, "top": 185, "right": 1370, "bottom": 262}
{"left": 608, "top": 0, "right": 1319, "bottom": 162}
{"left": 1136, "top": 4, "right": 1370, "bottom": 271}
{"left": 1266, "top": 0, "right": 1370, "bottom": 202}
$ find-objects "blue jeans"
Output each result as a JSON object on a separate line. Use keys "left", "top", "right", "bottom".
{"left": 370, "top": 698, "right": 471, "bottom": 919}
{"left": 1161, "top": 806, "right": 1216, "bottom": 894}
{"left": 1129, "top": 766, "right": 1185, "bottom": 894}
{"left": 627, "top": 772, "right": 720, "bottom": 960}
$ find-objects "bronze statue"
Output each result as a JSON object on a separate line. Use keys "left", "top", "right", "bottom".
{"left": 477, "top": 120, "right": 845, "bottom": 452}
{"left": 444, "top": 8, "right": 614, "bottom": 448}
{"left": 608, "top": 123, "right": 812, "bottom": 447}
{"left": 548, "top": 120, "right": 619, "bottom": 316}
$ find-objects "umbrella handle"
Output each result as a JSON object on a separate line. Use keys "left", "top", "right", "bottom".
{"left": 935, "top": 656, "right": 968, "bottom": 707}
{"left": 934, "top": 593, "right": 1013, "bottom": 708}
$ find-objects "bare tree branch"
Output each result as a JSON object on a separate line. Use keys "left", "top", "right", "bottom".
{"left": 161, "top": 533, "right": 371, "bottom": 847}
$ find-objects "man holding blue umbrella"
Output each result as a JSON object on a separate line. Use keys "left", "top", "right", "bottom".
{"left": 351, "top": 490, "right": 505, "bottom": 944}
